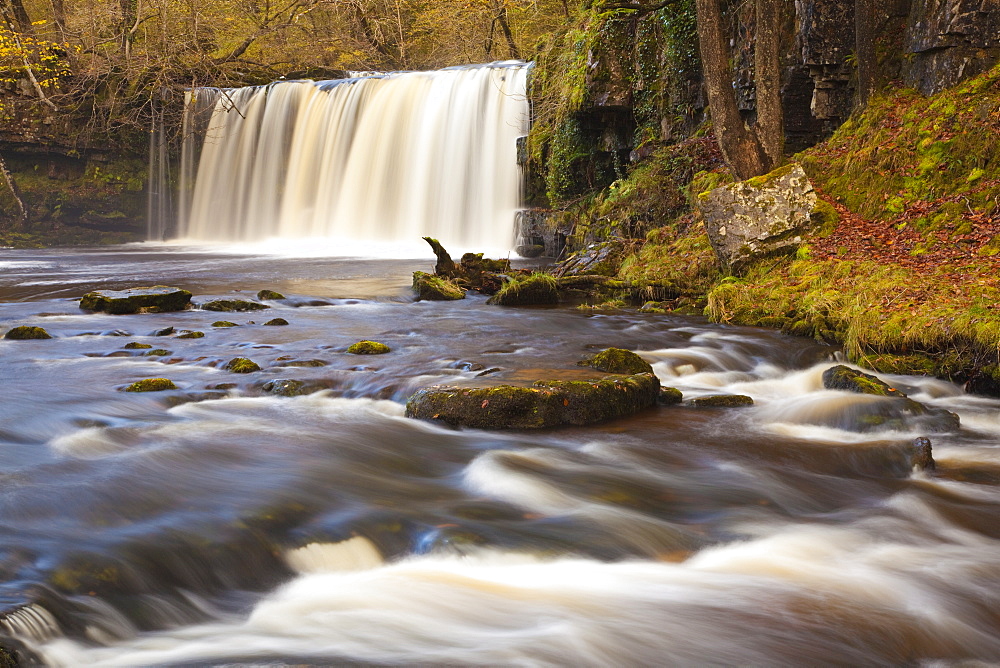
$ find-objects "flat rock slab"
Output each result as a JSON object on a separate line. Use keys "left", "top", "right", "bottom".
{"left": 80, "top": 287, "right": 192, "bottom": 314}
{"left": 405, "top": 373, "right": 660, "bottom": 429}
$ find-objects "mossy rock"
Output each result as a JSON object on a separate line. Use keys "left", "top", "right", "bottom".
{"left": 257, "top": 289, "right": 286, "bottom": 300}
{"left": 123, "top": 342, "right": 152, "bottom": 349}
{"left": 347, "top": 340, "right": 391, "bottom": 355}
{"left": 263, "top": 318, "right": 289, "bottom": 326}
{"left": 122, "top": 378, "right": 177, "bottom": 392}
{"left": 822, "top": 365, "right": 905, "bottom": 397}
{"left": 79, "top": 286, "right": 192, "bottom": 314}
{"left": 4, "top": 325, "right": 52, "bottom": 340}
{"left": 689, "top": 394, "right": 755, "bottom": 407}
{"left": 201, "top": 299, "right": 269, "bottom": 312}
{"left": 262, "top": 379, "right": 307, "bottom": 396}
{"left": 177, "top": 330, "right": 205, "bottom": 339}
{"left": 212, "top": 321, "right": 239, "bottom": 328}
{"left": 412, "top": 271, "right": 465, "bottom": 301}
{"left": 225, "top": 357, "right": 261, "bottom": 373}
{"left": 405, "top": 373, "right": 660, "bottom": 429}
{"left": 144, "top": 349, "right": 171, "bottom": 356}
{"left": 487, "top": 273, "right": 559, "bottom": 306}
{"left": 580, "top": 347, "right": 654, "bottom": 375}
{"left": 659, "top": 387, "right": 683, "bottom": 404}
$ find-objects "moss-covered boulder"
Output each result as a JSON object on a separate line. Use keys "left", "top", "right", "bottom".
{"left": 263, "top": 318, "right": 289, "bottom": 326}
{"left": 405, "top": 373, "right": 659, "bottom": 429}
{"left": 659, "top": 387, "right": 683, "bottom": 404}
{"left": 262, "top": 379, "right": 307, "bottom": 397}
{"left": 80, "top": 286, "right": 192, "bottom": 314}
{"left": 212, "top": 321, "right": 239, "bottom": 327}
{"left": 122, "top": 378, "right": 177, "bottom": 392}
{"left": 225, "top": 357, "right": 261, "bottom": 373}
{"left": 123, "top": 342, "right": 152, "bottom": 349}
{"left": 580, "top": 347, "right": 654, "bottom": 375}
{"left": 144, "top": 349, "right": 171, "bottom": 356}
{"left": 412, "top": 271, "right": 466, "bottom": 301}
{"left": 690, "top": 394, "right": 755, "bottom": 407}
{"left": 822, "top": 365, "right": 905, "bottom": 396}
{"left": 4, "top": 325, "right": 52, "bottom": 340}
{"left": 201, "top": 299, "right": 269, "bottom": 312}
{"left": 347, "top": 340, "right": 391, "bottom": 355}
{"left": 177, "top": 330, "right": 205, "bottom": 339}
{"left": 257, "top": 289, "right": 286, "bottom": 300}
{"left": 486, "top": 273, "right": 559, "bottom": 306}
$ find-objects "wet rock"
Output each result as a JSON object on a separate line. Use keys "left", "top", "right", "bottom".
{"left": 144, "top": 349, "right": 171, "bottom": 356}
{"left": 423, "top": 236, "right": 459, "bottom": 276}
{"left": 123, "top": 342, "right": 152, "bottom": 349}
{"left": 405, "top": 373, "right": 660, "bottom": 429}
{"left": 412, "top": 271, "right": 466, "bottom": 301}
{"left": 487, "top": 273, "right": 558, "bottom": 306}
{"left": 449, "top": 360, "right": 486, "bottom": 372}
{"left": 122, "top": 378, "right": 177, "bottom": 392}
{"left": 262, "top": 379, "right": 307, "bottom": 397}
{"left": 4, "top": 325, "right": 52, "bottom": 340}
{"left": 699, "top": 163, "right": 820, "bottom": 273}
{"left": 153, "top": 326, "right": 174, "bottom": 336}
{"left": 823, "top": 365, "right": 960, "bottom": 432}
{"left": 212, "top": 321, "right": 239, "bottom": 327}
{"left": 201, "top": 299, "right": 269, "bottom": 312}
{"left": 80, "top": 286, "right": 192, "bottom": 314}
{"left": 476, "top": 367, "right": 503, "bottom": 376}
{"left": 263, "top": 318, "right": 289, "bottom": 326}
{"left": 580, "top": 347, "right": 654, "bottom": 375}
{"left": 553, "top": 241, "right": 627, "bottom": 277}
{"left": 822, "top": 365, "right": 904, "bottom": 396}
{"left": 225, "top": 357, "right": 261, "bottom": 373}
{"left": 515, "top": 243, "right": 545, "bottom": 258}
{"left": 689, "top": 394, "right": 755, "bottom": 407}
{"left": 257, "top": 289, "right": 286, "bottom": 300}
{"left": 275, "top": 359, "right": 328, "bottom": 367}
{"left": 347, "top": 340, "right": 391, "bottom": 355}
{"left": 176, "top": 330, "right": 205, "bottom": 339}
{"left": 659, "top": 387, "right": 683, "bottom": 405}
{"left": 911, "top": 436, "right": 935, "bottom": 471}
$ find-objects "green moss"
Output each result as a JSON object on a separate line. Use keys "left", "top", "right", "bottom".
{"left": 257, "top": 289, "right": 286, "bottom": 300}
{"left": 822, "top": 365, "right": 904, "bottom": 396}
{"left": 659, "top": 387, "right": 683, "bottom": 404}
{"left": 123, "top": 378, "right": 177, "bottom": 392}
{"left": 412, "top": 271, "right": 465, "bottom": 301}
{"left": 487, "top": 273, "right": 559, "bottom": 306}
{"left": 80, "top": 286, "right": 192, "bottom": 314}
{"left": 201, "top": 299, "right": 269, "bottom": 312}
{"left": 746, "top": 162, "right": 796, "bottom": 189}
{"left": 177, "top": 330, "right": 204, "bottom": 339}
{"left": 690, "top": 394, "right": 754, "bottom": 407}
{"left": 347, "top": 340, "right": 391, "bottom": 355}
{"left": 212, "top": 321, "right": 239, "bottom": 327}
{"left": 144, "top": 349, "right": 170, "bottom": 356}
{"left": 4, "top": 325, "right": 52, "bottom": 340}
{"left": 580, "top": 347, "right": 654, "bottom": 375}
{"left": 263, "top": 318, "right": 289, "bottom": 326}
{"left": 811, "top": 199, "right": 840, "bottom": 235}
{"left": 225, "top": 357, "right": 261, "bottom": 373}
{"left": 123, "top": 342, "right": 152, "bottom": 349}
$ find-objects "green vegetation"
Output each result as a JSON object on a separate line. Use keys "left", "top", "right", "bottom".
{"left": 225, "top": 357, "right": 261, "bottom": 373}
{"left": 580, "top": 347, "right": 654, "bottom": 375}
{"left": 201, "top": 299, "right": 269, "bottom": 312}
{"left": 347, "top": 340, "right": 391, "bottom": 355}
{"left": 212, "top": 321, "right": 239, "bottom": 328}
{"left": 123, "top": 378, "right": 177, "bottom": 392}
{"left": 487, "top": 273, "right": 559, "bottom": 306}
{"left": 412, "top": 271, "right": 465, "bottom": 301}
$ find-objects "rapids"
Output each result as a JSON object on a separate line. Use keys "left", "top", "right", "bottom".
{"left": 1, "top": 245, "right": 1000, "bottom": 666}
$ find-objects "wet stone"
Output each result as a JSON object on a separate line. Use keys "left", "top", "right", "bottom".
{"left": 263, "top": 318, "right": 289, "bottom": 326}
{"left": 4, "top": 325, "right": 52, "bottom": 340}
{"left": 262, "top": 379, "right": 307, "bottom": 396}
{"left": 122, "top": 378, "right": 177, "bottom": 392}
{"left": 659, "top": 387, "right": 683, "bottom": 405}
{"left": 80, "top": 286, "right": 192, "bottom": 314}
{"left": 225, "top": 357, "right": 261, "bottom": 373}
{"left": 177, "top": 331, "right": 205, "bottom": 339}
{"left": 201, "top": 299, "right": 269, "bottom": 312}
{"left": 153, "top": 326, "right": 175, "bottom": 336}
{"left": 123, "top": 342, "right": 152, "bottom": 349}
{"left": 347, "top": 340, "right": 391, "bottom": 355}
{"left": 580, "top": 347, "right": 654, "bottom": 375}
{"left": 257, "top": 289, "right": 286, "bottom": 300}
{"left": 689, "top": 394, "right": 755, "bottom": 408}
{"left": 212, "top": 321, "right": 239, "bottom": 328}
{"left": 144, "top": 349, "right": 171, "bottom": 356}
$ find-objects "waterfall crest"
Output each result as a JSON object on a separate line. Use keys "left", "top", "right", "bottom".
{"left": 177, "top": 63, "right": 530, "bottom": 253}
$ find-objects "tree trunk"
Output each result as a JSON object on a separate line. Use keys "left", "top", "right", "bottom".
{"left": 695, "top": 0, "right": 770, "bottom": 180}
{"left": 0, "top": 152, "right": 29, "bottom": 228}
{"left": 491, "top": 1, "right": 520, "bottom": 60}
{"left": 1, "top": 0, "right": 32, "bottom": 33}
{"left": 855, "top": 0, "right": 875, "bottom": 105}
{"left": 755, "top": 0, "right": 783, "bottom": 168}
{"left": 50, "top": 0, "right": 66, "bottom": 37}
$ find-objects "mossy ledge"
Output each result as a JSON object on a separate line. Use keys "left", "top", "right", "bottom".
{"left": 404, "top": 373, "right": 660, "bottom": 429}
{"left": 80, "top": 286, "right": 192, "bottom": 314}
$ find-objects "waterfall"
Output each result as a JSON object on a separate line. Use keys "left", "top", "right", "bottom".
{"left": 175, "top": 62, "right": 530, "bottom": 253}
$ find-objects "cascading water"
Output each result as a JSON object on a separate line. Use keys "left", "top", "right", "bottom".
{"left": 176, "top": 62, "right": 530, "bottom": 252}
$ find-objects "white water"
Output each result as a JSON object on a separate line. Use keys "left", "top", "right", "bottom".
{"left": 177, "top": 63, "right": 530, "bottom": 253}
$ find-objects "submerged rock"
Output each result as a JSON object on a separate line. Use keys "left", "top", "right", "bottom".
{"left": 347, "top": 340, "right": 391, "bottom": 355}
{"left": 405, "top": 373, "right": 660, "bottom": 429}
{"left": 699, "top": 163, "right": 819, "bottom": 273}
{"left": 412, "top": 271, "right": 466, "bottom": 301}
{"left": 262, "top": 379, "right": 307, "bottom": 397}
{"left": 822, "top": 365, "right": 905, "bottom": 396}
{"left": 257, "top": 289, "right": 286, "bottom": 300}
{"left": 80, "top": 286, "right": 192, "bottom": 314}
{"left": 263, "top": 318, "right": 289, "bottom": 326}
{"left": 690, "top": 394, "right": 755, "bottom": 407}
{"left": 201, "top": 299, "right": 269, "bottom": 312}
{"left": 225, "top": 357, "right": 261, "bottom": 373}
{"left": 122, "top": 378, "right": 177, "bottom": 392}
{"left": 580, "top": 347, "right": 654, "bottom": 375}
{"left": 153, "top": 326, "right": 175, "bottom": 336}
{"left": 486, "top": 273, "right": 558, "bottom": 306}
{"left": 912, "top": 436, "right": 935, "bottom": 470}
{"left": 4, "top": 325, "right": 52, "bottom": 340}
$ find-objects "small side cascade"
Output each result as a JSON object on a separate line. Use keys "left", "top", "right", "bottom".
{"left": 174, "top": 62, "right": 531, "bottom": 252}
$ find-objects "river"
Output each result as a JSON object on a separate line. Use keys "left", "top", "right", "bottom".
{"left": 1, "top": 244, "right": 999, "bottom": 666}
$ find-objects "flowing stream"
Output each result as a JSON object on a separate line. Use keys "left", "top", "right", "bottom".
{"left": 1, "top": 246, "right": 1000, "bottom": 666}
